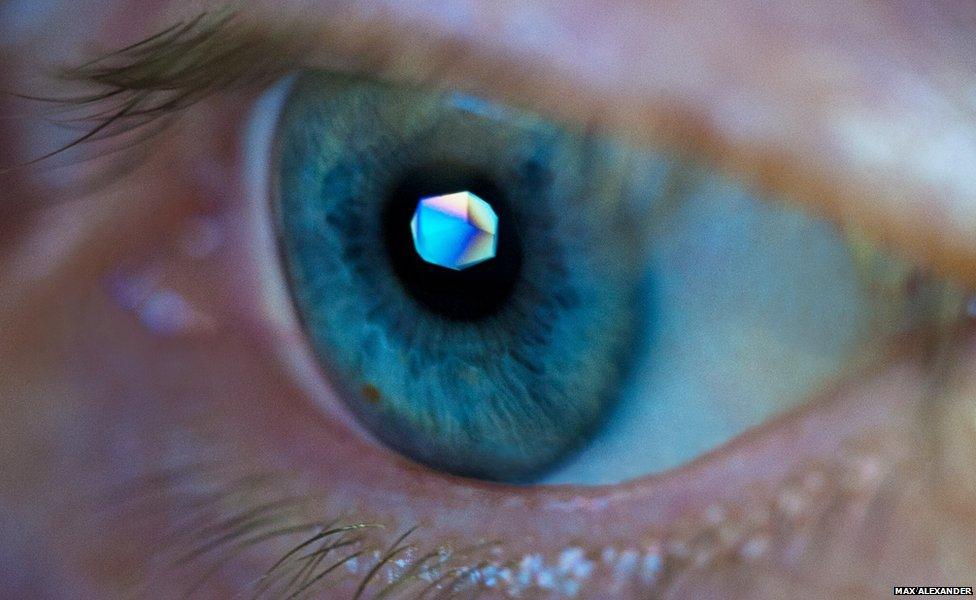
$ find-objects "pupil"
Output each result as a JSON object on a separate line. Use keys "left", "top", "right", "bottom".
{"left": 381, "top": 164, "right": 523, "bottom": 320}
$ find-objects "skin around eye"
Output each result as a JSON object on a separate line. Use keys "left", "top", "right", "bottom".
{"left": 0, "top": 1, "right": 975, "bottom": 599}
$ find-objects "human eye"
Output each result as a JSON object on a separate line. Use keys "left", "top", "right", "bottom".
{"left": 1, "top": 3, "right": 974, "bottom": 600}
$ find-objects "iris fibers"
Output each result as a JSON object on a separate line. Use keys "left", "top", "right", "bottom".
{"left": 275, "top": 72, "right": 646, "bottom": 481}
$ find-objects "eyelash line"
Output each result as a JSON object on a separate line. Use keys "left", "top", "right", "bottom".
{"left": 6, "top": 6, "right": 306, "bottom": 179}
{"left": 95, "top": 423, "right": 925, "bottom": 600}
{"left": 98, "top": 460, "right": 523, "bottom": 599}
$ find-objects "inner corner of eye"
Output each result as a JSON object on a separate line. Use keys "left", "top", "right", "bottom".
{"left": 262, "top": 70, "right": 941, "bottom": 486}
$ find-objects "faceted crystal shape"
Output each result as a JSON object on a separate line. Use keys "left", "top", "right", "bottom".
{"left": 410, "top": 191, "right": 499, "bottom": 270}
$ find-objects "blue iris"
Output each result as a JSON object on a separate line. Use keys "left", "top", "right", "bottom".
{"left": 275, "top": 72, "right": 648, "bottom": 481}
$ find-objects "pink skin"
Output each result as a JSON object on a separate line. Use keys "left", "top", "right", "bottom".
{"left": 1, "top": 0, "right": 975, "bottom": 597}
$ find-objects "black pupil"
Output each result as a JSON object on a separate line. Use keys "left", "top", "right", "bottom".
{"left": 381, "top": 164, "right": 523, "bottom": 321}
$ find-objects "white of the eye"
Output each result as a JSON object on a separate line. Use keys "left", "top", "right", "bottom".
{"left": 540, "top": 169, "right": 929, "bottom": 486}
{"left": 243, "top": 74, "right": 298, "bottom": 338}
{"left": 240, "top": 74, "right": 362, "bottom": 430}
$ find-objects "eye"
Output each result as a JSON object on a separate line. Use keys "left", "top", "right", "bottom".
{"left": 6, "top": 6, "right": 976, "bottom": 598}
{"left": 266, "top": 71, "right": 966, "bottom": 485}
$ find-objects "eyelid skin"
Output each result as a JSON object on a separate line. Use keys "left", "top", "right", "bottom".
{"left": 15, "top": 0, "right": 976, "bottom": 288}
{"left": 120, "top": 0, "right": 975, "bottom": 290}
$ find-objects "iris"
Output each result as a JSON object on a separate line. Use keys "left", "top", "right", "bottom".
{"left": 274, "top": 73, "right": 646, "bottom": 481}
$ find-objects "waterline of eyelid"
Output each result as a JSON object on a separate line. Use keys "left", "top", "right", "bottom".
{"left": 94, "top": 431, "right": 923, "bottom": 599}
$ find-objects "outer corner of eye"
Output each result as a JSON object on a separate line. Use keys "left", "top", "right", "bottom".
{"left": 241, "top": 68, "right": 968, "bottom": 489}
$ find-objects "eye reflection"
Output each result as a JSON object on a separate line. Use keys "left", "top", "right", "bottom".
{"left": 409, "top": 190, "right": 500, "bottom": 271}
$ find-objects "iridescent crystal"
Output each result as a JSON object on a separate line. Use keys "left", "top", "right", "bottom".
{"left": 410, "top": 191, "right": 498, "bottom": 270}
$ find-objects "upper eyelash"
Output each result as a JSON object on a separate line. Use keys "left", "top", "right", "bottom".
{"left": 7, "top": 6, "right": 306, "bottom": 175}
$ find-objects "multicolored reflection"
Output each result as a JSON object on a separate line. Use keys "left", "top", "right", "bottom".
{"left": 410, "top": 191, "right": 499, "bottom": 270}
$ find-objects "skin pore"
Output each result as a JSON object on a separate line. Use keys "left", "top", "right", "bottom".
{"left": 1, "top": 0, "right": 975, "bottom": 598}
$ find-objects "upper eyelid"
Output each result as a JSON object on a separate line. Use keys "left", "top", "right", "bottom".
{"left": 7, "top": 9, "right": 303, "bottom": 169}
{"left": 23, "top": 2, "right": 976, "bottom": 289}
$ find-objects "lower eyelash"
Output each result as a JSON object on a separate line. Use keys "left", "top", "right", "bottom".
{"left": 93, "top": 461, "right": 516, "bottom": 598}
{"left": 92, "top": 431, "right": 921, "bottom": 600}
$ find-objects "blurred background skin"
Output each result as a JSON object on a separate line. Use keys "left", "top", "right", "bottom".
{"left": 1, "top": 1, "right": 975, "bottom": 598}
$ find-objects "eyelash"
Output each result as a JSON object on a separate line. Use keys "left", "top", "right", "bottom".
{"left": 105, "top": 460, "right": 520, "bottom": 599}
{"left": 13, "top": 2, "right": 976, "bottom": 298}
{"left": 11, "top": 9, "right": 303, "bottom": 180}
